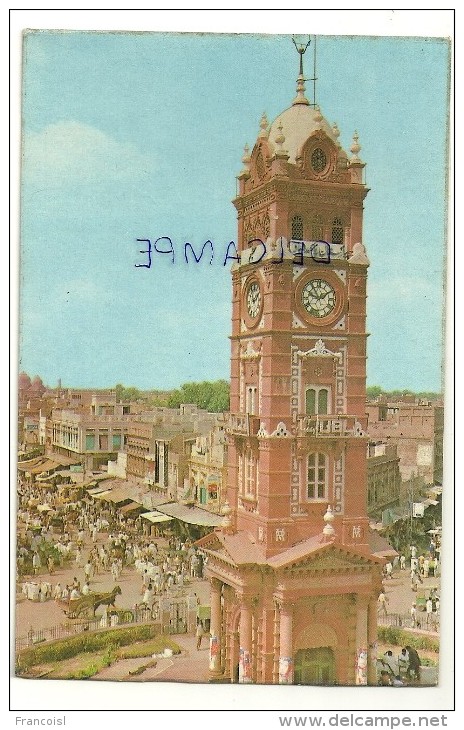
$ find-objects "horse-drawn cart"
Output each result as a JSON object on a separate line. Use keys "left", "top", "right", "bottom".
{"left": 59, "top": 586, "right": 122, "bottom": 618}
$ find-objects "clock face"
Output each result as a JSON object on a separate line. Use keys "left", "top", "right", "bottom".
{"left": 246, "top": 281, "right": 262, "bottom": 318}
{"left": 301, "top": 279, "right": 336, "bottom": 318}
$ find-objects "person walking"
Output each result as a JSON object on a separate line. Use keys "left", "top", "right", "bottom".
{"left": 84, "top": 560, "right": 93, "bottom": 583}
{"left": 75, "top": 548, "right": 83, "bottom": 568}
{"left": 378, "top": 589, "right": 389, "bottom": 617}
{"left": 426, "top": 597, "right": 433, "bottom": 627}
{"left": 32, "top": 552, "right": 41, "bottom": 575}
{"left": 410, "top": 569, "right": 420, "bottom": 592}
{"left": 405, "top": 645, "right": 421, "bottom": 683}
{"left": 142, "top": 582, "right": 154, "bottom": 610}
{"left": 196, "top": 621, "right": 204, "bottom": 651}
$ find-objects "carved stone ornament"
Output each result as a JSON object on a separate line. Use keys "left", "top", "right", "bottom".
{"left": 257, "top": 422, "right": 269, "bottom": 438}
{"left": 348, "top": 420, "right": 366, "bottom": 437}
{"left": 297, "top": 339, "right": 342, "bottom": 359}
{"left": 349, "top": 242, "right": 370, "bottom": 266}
{"left": 270, "top": 421, "right": 291, "bottom": 437}
{"left": 240, "top": 341, "right": 261, "bottom": 360}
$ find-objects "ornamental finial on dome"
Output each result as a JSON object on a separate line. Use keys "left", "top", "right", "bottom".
{"left": 292, "top": 73, "right": 310, "bottom": 106}
{"left": 314, "top": 105, "right": 323, "bottom": 128}
{"left": 258, "top": 112, "right": 269, "bottom": 138}
{"left": 350, "top": 130, "right": 362, "bottom": 162}
{"left": 292, "top": 34, "right": 311, "bottom": 106}
{"left": 332, "top": 122, "right": 341, "bottom": 147}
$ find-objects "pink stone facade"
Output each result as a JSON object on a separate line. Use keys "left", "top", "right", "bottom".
{"left": 198, "top": 72, "right": 384, "bottom": 685}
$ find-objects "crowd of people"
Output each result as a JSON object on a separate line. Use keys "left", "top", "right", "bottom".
{"left": 16, "top": 477, "right": 207, "bottom": 618}
{"left": 18, "top": 475, "right": 440, "bottom": 685}
{"left": 376, "top": 540, "right": 440, "bottom": 686}
{"left": 381, "top": 540, "right": 441, "bottom": 584}
{"left": 378, "top": 541, "right": 441, "bottom": 626}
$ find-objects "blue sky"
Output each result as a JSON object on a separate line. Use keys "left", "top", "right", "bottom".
{"left": 19, "top": 31, "right": 450, "bottom": 392}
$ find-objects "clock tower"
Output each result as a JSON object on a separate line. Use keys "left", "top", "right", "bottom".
{"left": 197, "top": 47, "right": 384, "bottom": 686}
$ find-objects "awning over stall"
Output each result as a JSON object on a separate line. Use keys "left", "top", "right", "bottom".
{"left": 140, "top": 511, "right": 173, "bottom": 524}
{"left": 91, "top": 489, "right": 113, "bottom": 500}
{"left": 156, "top": 502, "right": 222, "bottom": 527}
{"left": 88, "top": 485, "right": 113, "bottom": 496}
{"left": 119, "top": 501, "right": 145, "bottom": 514}
{"left": 102, "top": 487, "right": 134, "bottom": 504}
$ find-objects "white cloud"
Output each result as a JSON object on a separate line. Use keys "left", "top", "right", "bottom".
{"left": 23, "top": 121, "right": 153, "bottom": 187}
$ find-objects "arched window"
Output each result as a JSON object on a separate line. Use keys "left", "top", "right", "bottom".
{"left": 305, "top": 387, "right": 330, "bottom": 415}
{"left": 311, "top": 214, "right": 324, "bottom": 240}
{"left": 331, "top": 217, "right": 344, "bottom": 244}
{"left": 246, "top": 385, "right": 258, "bottom": 415}
{"left": 291, "top": 215, "right": 304, "bottom": 240}
{"left": 307, "top": 452, "right": 328, "bottom": 499}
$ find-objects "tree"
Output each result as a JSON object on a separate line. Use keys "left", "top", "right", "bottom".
{"left": 114, "top": 384, "right": 142, "bottom": 402}
{"left": 167, "top": 380, "right": 230, "bottom": 412}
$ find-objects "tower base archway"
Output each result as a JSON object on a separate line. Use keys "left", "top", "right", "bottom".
{"left": 294, "top": 647, "right": 335, "bottom": 685}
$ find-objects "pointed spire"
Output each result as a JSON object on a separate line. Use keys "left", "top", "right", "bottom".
{"left": 241, "top": 143, "right": 251, "bottom": 171}
{"left": 258, "top": 112, "right": 269, "bottom": 138}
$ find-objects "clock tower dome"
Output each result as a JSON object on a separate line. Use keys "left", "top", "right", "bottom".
{"left": 198, "top": 44, "right": 384, "bottom": 686}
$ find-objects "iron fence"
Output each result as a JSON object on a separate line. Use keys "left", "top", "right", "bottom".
{"left": 378, "top": 612, "right": 440, "bottom": 633}
{"left": 16, "top": 595, "right": 194, "bottom": 653}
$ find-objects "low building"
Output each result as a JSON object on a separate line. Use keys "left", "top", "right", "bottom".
{"left": 187, "top": 421, "right": 228, "bottom": 513}
{"left": 367, "top": 441, "right": 401, "bottom": 520}
{"left": 49, "top": 398, "right": 129, "bottom": 470}
{"left": 366, "top": 399, "right": 444, "bottom": 484}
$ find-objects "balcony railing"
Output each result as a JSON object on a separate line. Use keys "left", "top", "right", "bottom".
{"left": 297, "top": 414, "right": 367, "bottom": 438}
{"left": 226, "top": 413, "right": 260, "bottom": 437}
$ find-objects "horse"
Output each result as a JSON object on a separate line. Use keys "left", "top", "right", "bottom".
{"left": 92, "top": 585, "right": 122, "bottom": 615}
{"left": 67, "top": 585, "right": 122, "bottom": 618}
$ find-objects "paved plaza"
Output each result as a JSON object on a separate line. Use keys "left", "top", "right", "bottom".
{"left": 16, "top": 525, "right": 440, "bottom": 685}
